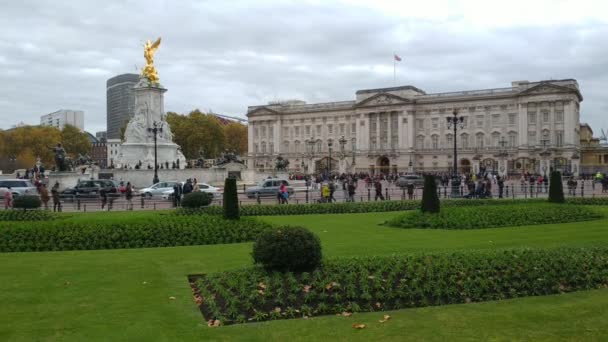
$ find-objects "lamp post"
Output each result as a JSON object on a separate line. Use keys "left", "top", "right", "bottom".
{"left": 539, "top": 137, "right": 551, "bottom": 176}
{"left": 446, "top": 110, "right": 464, "bottom": 198}
{"left": 496, "top": 136, "right": 509, "bottom": 177}
{"left": 306, "top": 136, "right": 316, "bottom": 175}
{"left": 351, "top": 139, "right": 356, "bottom": 169}
{"left": 148, "top": 121, "right": 163, "bottom": 184}
{"left": 327, "top": 140, "right": 333, "bottom": 175}
{"left": 408, "top": 154, "right": 413, "bottom": 173}
{"left": 338, "top": 135, "right": 347, "bottom": 173}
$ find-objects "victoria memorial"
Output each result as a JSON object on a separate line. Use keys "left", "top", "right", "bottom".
{"left": 246, "top": 79, "right": 583, "bottom": 176}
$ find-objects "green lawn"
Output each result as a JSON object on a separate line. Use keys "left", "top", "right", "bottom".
{"left": 1, "top": 209, "right": 608, "bottom": 341}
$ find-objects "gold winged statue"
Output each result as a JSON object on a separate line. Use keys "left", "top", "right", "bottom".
{"left": 142, "top": 37, "right": 161, "bottom": 84}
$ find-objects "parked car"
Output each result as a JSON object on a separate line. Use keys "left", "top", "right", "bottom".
{"left": 161, "top": 182, "right": 222, "bottom": 200}
{"left": 61, "top": 179, "right": 120, "bottom": 199}
{"left": 139, "top": 181, "right": 180, "bottom": 198}
{"left": 396, "top": 174, "right": 425, "bottom": 188}
{"left": 245, "top": 179, "right": 295, "bottom": 198}
{"left": 0, "top": 179, "right": 38, "bottom": 197}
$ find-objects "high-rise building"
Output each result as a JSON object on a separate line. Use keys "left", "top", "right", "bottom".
{"left": 40, "top": 109, "right": 84, "bottom": 130}
{"left": 96, "top": 131, "right": 107, "bottom": 143}
{"left": 106, "top": 73, "right": 139, "bottom": 139}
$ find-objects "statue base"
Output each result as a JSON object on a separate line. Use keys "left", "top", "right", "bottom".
{"left": 48, "top": 170, "right": 94, "bottom": 191}
{"left": 118, "top": 142, "right": 186, "bottom": 170}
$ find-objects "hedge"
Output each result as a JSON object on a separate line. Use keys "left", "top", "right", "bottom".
{"left": 0, "top": 210, "right": 57, "bottom": 221}
{"left": 190, "top": 247, "right": 608, "bottom": 325}
{"left": 386, "top": 204, "right": 603, "bottom": 229}
{"left": 177, "top": 197, "right": 608, "bottom": 217}
{"left": 0, "top": 215, "right": 272, "bottom": 252}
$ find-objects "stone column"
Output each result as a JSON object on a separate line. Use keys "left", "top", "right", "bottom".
{"left": 518, "top": 102, "right": 528, "bottom": 146}
{"left": 247, "top": 123, "right": 254, "bottom": 157}
{"left": 407, "top": 111, "right": 415, "bottom": 149}
{"left": 563, "top": 100, "right": 575, "bottom": 145}
{"left": 397, "top": 111, "right": 405, "bottom": 149}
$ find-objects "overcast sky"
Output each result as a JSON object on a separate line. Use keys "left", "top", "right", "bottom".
{"left": 1, "top": 0, "right": 607, "bottom": 134}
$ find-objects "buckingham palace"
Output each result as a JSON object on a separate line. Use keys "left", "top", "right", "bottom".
{"left": 246, "top": 79, "right": 583, "bottom": 176}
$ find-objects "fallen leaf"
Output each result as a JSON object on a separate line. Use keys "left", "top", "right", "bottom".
{"left": 64, "top": 281, "right": 71, "bottom": 286}
{"left": 325, "top": 281, "right": 339, "bottom": 290}
{"left": 340, "top": 312, "right": 352, "bottom": 317}
{"left": 194, "top": 295, "right": 203, "bottom": 305}
{"left": 368, "top": 275, "right": 375, "bottom": 280}
{"left": 303, "top": 285, "right": 311, "bottom": 293}
{"left": 169, "top": 296, "right": 176, "bottom": 300}
{"left": 274, "top": 307, "right": 281, "bottom": 313}
{"left": 207, "top": 319, "right": 221, "bottom": 327}
{"left": 352, "top": 323, "right": 366, "bottom": 329}
{"left": 375, "top": 302, "right": 382, "bottom": 309}
{"left": 142, "top": 281, "right": 148, "bottom": 285}
{"left": 257, "top": 289, "right": 265, "bottom": 295}
{"left": 258, "top": 282, "right": 267, "bottom": 290}
{"left": 379, "top": 314, "right": 391, "bottom": 323}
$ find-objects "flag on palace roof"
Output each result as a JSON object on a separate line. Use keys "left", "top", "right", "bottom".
{"left": 394, "top": 54, "right": 402, "bottom": 62}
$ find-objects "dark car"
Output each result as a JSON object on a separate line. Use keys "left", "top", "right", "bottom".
{"left": 61, "top": 179, "right": 120, "bottom": 200}
{"left": 245, "top": 179, "right": 295, "bottom": 198}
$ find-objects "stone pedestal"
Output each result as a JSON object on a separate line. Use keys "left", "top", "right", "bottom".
{"left": 48, "top": 171, "right": 92, "bottom": 191}
{"left": 115, "top": 78, "right": 186, "bottom": 169}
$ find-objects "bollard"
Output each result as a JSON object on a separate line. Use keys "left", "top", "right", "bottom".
{"left": 306, "top": 189, "right": 309, "bottom": 204}
{"left": 385, "top": 188, "right": 389, "bottom": 201}
{"left": 141, "top": 196, "right": 144, "bottom": 209}
{"left": 444, "top": 186, "right": 447, "bottom": 198}
{"left": 460, "top": 186, "right": 463, "bottom": 197}
{"left": 402, "top": 188, "right": 406, "bottom": 200}
{"left": 84, "top": 204, "right": 86, "bottom": 212}
{"left": 153, "top": 202, "right": 156, "bottom": 210}
{"left": 506, "top": 185, "right": 509, "bottom": 197}
{"left": 367, "top": 188, "right": 371, "bottom": 201}
{"left": 296, "top": 199, "right": 299, "bottom": 204}
{"left": 256, "top": 193, "right": 261, "bottom": 205}
{"left": 581, "top": 183, "right": 585, "bottom": 197}
{"left": 77, "top": 199, "right": 81, "bottom": 211}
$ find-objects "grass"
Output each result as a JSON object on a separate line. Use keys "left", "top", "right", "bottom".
{"left": 1, "top": 208, "right": 608, "bottom": 341}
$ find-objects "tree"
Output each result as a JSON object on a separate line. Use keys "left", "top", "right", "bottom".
{"left": 224, "top": 122, "right": 248, "bottom": 156}
{"left": 2, "top": 125, "right": 62, "bottom": 168}
{"left": 421, "top": 175, "right": 440, "bottom": 213}
{"left": 223, "top": 177, "right": 239, "bottom": 220}
{"left": 166, "top": 109, "right": 226, "bottom": 159}
{"left": 548, "top": 171, "right": 565, "bottom": 203}
{"left": 61, "top": 124, "right": 91, "bottom": 158}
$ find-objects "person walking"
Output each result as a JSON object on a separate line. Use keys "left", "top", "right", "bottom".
{"left": 51, "top": 182, "right": 61, "bottom": 212}
{"left": 173, "top": 182, "right": 182, "bottom": 207}
{"left": 125, "top": 182, "right": 133, "bottom": 210}
{"left": 3, "top": 187, "right": 13, "bottom": 209}
{"left": 374, "top": 179, "right": 384, "bottom": 201}
{"left": 279, "top": 180, "right": 289, "bottom": 204}
{"left": 100, "top": 188, "right": 108, "bottom": 210}
{"left": 321, "top": 183, "right": 330, "bottom": 203}
{"left": 497, "top": 176, "right": 505, "bottom": 198}
{"left": 407, "top": 182, "right": 415, "bottom": 200}
{"left": 39, "top": 184, "right": 50, "bottom": 210}
{"left": 328, "top": 181, "right": 336, "bottom": 203}
{"left": 347, "top": 181, "right": 356, "bottom": 202}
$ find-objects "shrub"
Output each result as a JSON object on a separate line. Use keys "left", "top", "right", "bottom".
{"left": 549, "top": 171, "right": 565, "bottom": 203}
{"left": 421, "top": 175, "right": 440, "bottom": 213}
{"left": 0, "top": 210, "right": 57, "bottom": 221}
{"left": 223, "top": 178, "right": 239, "bottom": 220}
{"left": 181, "top": 192, "right": 213, "bottom": 209}
{"left": 0, "top": 216, "right": 272, "bottom": 252}
{"left": 12, "top": 195, "right": 41, "bottom": 211}
{"left": 191, "top": 247, "right": 608, "bottom": 325}
{"left": 252, "top": 226, "right": 322, "bottom": 272}
{"left": 175, "top": 197, "right": 608, "bottom": 217}
{"left": 386, "top": 203, "right": 602, "bottom": 229}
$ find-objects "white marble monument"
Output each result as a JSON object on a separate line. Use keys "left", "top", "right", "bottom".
{"left": 114, "top": 37, "right": 186, "bottom": 170}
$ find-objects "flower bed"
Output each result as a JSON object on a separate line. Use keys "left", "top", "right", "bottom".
{"left": 0, "top": 210, "right": 57, "bottom": 221}
{"left": 177, "top": 197, "right": 608, "bottom": 217}
{"left": 189, "top": 247, "right": 608, "bottom": 325}
{"left": 0, "top": 215, "right": 272, "bottom": 252}
{"left": 385, "top": 204, "right": 603, "bottom": 230}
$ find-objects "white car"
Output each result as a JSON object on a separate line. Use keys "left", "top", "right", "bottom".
{"left": 161, "top": 182, "right": 222, "bottom": 200}
{"left": 139, "top": 181, "right": 181, "bottom": 198}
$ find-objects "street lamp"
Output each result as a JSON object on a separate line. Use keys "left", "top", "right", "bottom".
{"left": 496, "top": 136, "right": 509, "bottom": 177}
{"left": 327, "top": 140, "right": 333, "bottom": 175}
{"left": 148, "top": 121, "right": 163, "bottom": 184}
{"left": 338, "top": 135, "right": 347, "bottom": 173}
{"left": 351, "top": 139, "right": 356, "bottom": 167}
{"left": 446, "top": 110, "right": 464, "bottom": 198}
{"left": 539, "top": 137, "right": 551, "bottom": 176}
{"left": 306, "top": 136, "right": 316, "bottom": 175}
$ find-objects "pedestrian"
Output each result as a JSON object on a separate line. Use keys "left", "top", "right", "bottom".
{"left": 374, "top": 179, "right": 384, "bottom": 201}
{"left": 100, "top": 188, "right": 108, "bottom": 210}
{"left": 280, "top": 180, "right": 289, "bottom": 204}
{"left": 192, "top": 178, "right": 200, "bottom": 192}
{"left": 173, "top": 182, "right": 182, "bottom": 207}
{"left": 125, "top": 182, "right": 133, "bottom": 210}
{"left": 39, "top": 184, "right": 50, "bottom": 210}
{"left": 328, "top": 181, "right": 336, "bottom": 203}
{"left": 347, "top": 181, "right": 356, "bottom": 202}
{"left": 182, "top": 179, "right": 193, "bottom": 195}
{"left": 497, "top": 176, "right": 504, "bottom": 198}
{"left": 51, "top": 182, "right": 61, "bottom": 212}
{"left": 321, "top": 183, "right": 330, "bottom": 203}
{"left": 407, "top": 182, "right": 415, "bottom": 200}
{"left": 342, "top": 180, "right": 348, "bottom": 202}
{"left": 3, "top": 187, "right": 13, "bottom": 209}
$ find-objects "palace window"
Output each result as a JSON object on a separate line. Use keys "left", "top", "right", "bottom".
{"left": 475, "top": 133, "right": 485, "bottom": 148}
{"left": 460, "top": 133, "right": 469, "bottom": 149}
{"left": 282, "top": 126, "right": 289, "bottom": 137}
{"left": 555, "top": 110, "right": 564, "bottom": 122}
{"left": 431, "top": 118, "right": 439, "bottom": 129}
{"left": 339, "top": 123, "right": 345, "bottom": 135}
{"left": 431, "top": 135, "right": 439, "bottom": 149}
{"left": 269, "top": 127, "right": 274, "bottom": 138}
{"left": 283, "top": 141, "right": 290, "bottom": 153}
{"left": 351, "top": 123, "right": 356, "bottom": 136}
{"left": 416, "top": 136, "right": 425, "bottom": 149}
{"left": 316, "top": 125, "right": 322, "bottom": 136}
{"left": 261, "top": 142, "right": 267, "bottom": 154}
{"left": 528, "top": 112, "right": 536, "bottom": 125}
{"left": 542, "top": 110, "right": 550, "bottom": 123}
{"left": 508, "top": 132, "right": 517, "bottom": 147}
{"left": 446, "top": 134, "right": 453, "bottom": 148}
{"left": 294, "top": 141, "right": 301, "bottom": 153}
{"left": 254, "top": 143, "right": 258, "bottom": 153}
{"left": 508, "top": 113, "right": 517, "bottom": 125}
{"left": 416, "top": 119, "right": 424, "bottom": 130}
{"left": 269, "top": 142, "right": 274, "bottom": 153}
{"left": 492, "top": 114, "right": 501, "bottom": 127}
{"left": 305, "top": 125, "right": 310, "bottom": 135}
{"left": 528, "top": 131, "right": 537, "bottom": 145}
{"left": 316, "top": 140, "right": 322, "bottom": 153}
{"left": 328, "top": 124, "right": 333, "bottom": 134}
{"left": 555, "top": 130, "right": 564, "bottom": 147}
{"left": 295, "top": 126, "right": 300, "bottom": 137}
{"left": 476, "top": 115, "right": 484, "bottom": 128}
{"left": 491, "top": 132, "right": 500, "bottom": 147}
{"left": 261, "top": 126, "right": 267, "bottom": 138}
{"left": 254, "top": 127, "right": 259, "bottom": 138}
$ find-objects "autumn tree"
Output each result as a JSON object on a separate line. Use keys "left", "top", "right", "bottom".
{"left": 166, "top": 109, "right": 226, "bottom": 159}
{"left": 224, "top": 122, "right": 248, "bottom": 156}
{"left": 61, "top": 124, "right": 91, "bottom": 158}
{"left": 1, "top": 125, "right": 62, "bottom": 169}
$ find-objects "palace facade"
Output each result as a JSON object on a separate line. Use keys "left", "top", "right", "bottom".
{"left": 246, "top": 79, "right": 583, "bottom": 176}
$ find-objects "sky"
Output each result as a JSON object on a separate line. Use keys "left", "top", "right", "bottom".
{"left": 0, "top": 0, "right": 607, "bottom": 135}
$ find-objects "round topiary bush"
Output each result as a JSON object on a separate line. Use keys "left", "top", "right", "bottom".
{"left": 181, "top": 192, "right": 214, "bottom": 209}
{"left": 13, "top": 195, "right": 41, "bottom": 211}
{"left": 252, "top": 226, "right": 322, "bottom": 272}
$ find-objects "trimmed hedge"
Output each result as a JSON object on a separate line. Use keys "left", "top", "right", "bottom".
{"left": 181, "top": 192, "right": 214, "bottom": 209}
{"left": 421, "top": 175, "right": 440, "bottom": 213}
{"left": 252, "top": 226, "right": 322, "bottom": 272}
{"left": 223, "top": 178, "right": 240, "bottom": 220}
{"left": 0, "top": 210, "right": 57, "bottom": 221}
{"left": 0, "top": 216, "right": 273, "bottom": 252}
{"left": 13, "top": 195, "right": 41, "bottom": 210}
{"left": 386, "top": 204, "right": 603, "bottom": 229}
{"left": 177, "top": 197, "right": 608, "bottom": 217}
{"left": 191, "top": 247, "right": 608, "bottom": 325}
{"left": 549, "top": 171, "right": 565, "bottom": 203}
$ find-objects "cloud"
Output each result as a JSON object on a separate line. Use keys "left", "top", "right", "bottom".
{"left": 0, "top": 0, "right": 607, "bottom": 134}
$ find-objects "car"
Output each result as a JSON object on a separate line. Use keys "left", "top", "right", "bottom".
{"left": 61, "top": 179, "right": 120, "bottom": 199}
{"left": 395, "top": 174, "right": 425, "bottom": 188}
{"left": 139, "top": 181, "right": 181, "bottom": 198}
{"left": 0, "top": 179, "right": 38, "bottom": 198}
{"left": 245, "top": 179, "right": 295, "bottom": 199}
{"left": 161, "top": 182, "right": 222, "bottom": 200}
